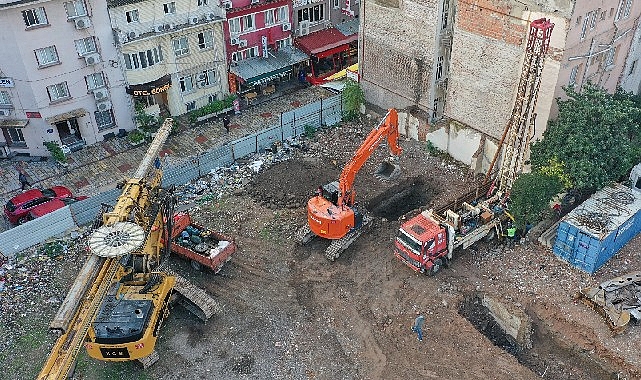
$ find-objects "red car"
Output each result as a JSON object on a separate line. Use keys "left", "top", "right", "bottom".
{"left": 27, "top": 196, "right": 89, "bottom": 221}
{"left": 4, "top": 186, "right": 73, "bottom": 225}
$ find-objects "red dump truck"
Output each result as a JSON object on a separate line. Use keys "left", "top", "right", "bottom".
{"left": 171, "top": 212, "right": 237, "bottom": 272}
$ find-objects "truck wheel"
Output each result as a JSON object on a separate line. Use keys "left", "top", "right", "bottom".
{"left": 191, "top": 260, "right": 203, "bottom": 271}
{"left": 429, "top": 258, "right": 443, "bottom": 276}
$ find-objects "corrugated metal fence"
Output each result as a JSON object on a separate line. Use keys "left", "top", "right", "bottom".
{"left": 0, "top": 93, "right": 342, "bottom": 258}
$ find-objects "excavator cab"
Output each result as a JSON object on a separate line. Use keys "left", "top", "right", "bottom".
{"left": 320, "top": 181, "right": 340, "bottom": 205}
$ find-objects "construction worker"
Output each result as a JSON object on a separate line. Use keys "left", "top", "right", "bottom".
{"left": 411, "top": 312, "right": 425, "bottom": 341}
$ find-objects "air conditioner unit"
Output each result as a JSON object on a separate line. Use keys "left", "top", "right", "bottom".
{"left": 197, "top": 73, "right": 208, "bottom": 82}
{"left": 84, "top": 53, "right": 101, "bottom": 66}
{"left": 155, "top": 25, "right": 165, "bottom": 33}
{"left": 299, "top": 21, "right": 310, "bottom": 36}
{"left": 127, "top": 30, "right": 139, "bottom": 40}
{"left": 0, "top": 109, "right": 10, "bottom": 117}
{"left": 190, "top": 16, "right": 200, "bottom": 25}
{"left": 93, "top": 88, "right": 109, "bottom": 101}
{"left": 238, "top": 39, "right": 248, "bottom": 48}
{"left": 96, "top": 100, "right": 112, "bottom": 112}
{"left": 207, "top": 11, "right": 218, "bottom": 19}
{"left": 163, "top": 23, "right": 174, "bottom": 31}
{"left": 74, "top": 16, "right": 91, "bottom": 29}
{"left": 251, "top": 0, "right": 259, "bottom": 4}
{"left": 282, "top": 23, "right": 291, "bottom": 32}
{"left": 230, "top": 37, "right": 240, "bottom": 45}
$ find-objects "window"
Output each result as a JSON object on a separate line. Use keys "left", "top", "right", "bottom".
{"left": 198, "top": 30, "right": 214, "bottom": 49}
{"left": 198, "top": 0, "right": 208, "bottom": 6}
{"left": 615, "top": 0, "right": 632, "bottom": 20}
{"left": 207, "top": 93, "right": 218, "bottom": 103}
{"left": 47, "top": 82, "right": 70, "bottom": 102}
{"left": 136, "top": 95, "right": 156, "bottom": 108}
{"left": 95, "top": 110, "right": 114, "bottom": 130}
{"left": 432, "top": 97, "right": 440, "bottom": 119}
{"left": 197, "top": 69, "right": 217, "bottom": 87}
{"left": 231, "top": 51, "right": 242, "bottom": 62}
{"left": 629, "top": 60, "right": 637, "bottom": 75}
{"left": 179, "top": 75, "right": 194, "bottom": 93}
{"left": 441, "top": 0, "right": 449, "bottom": 29}
{"left": 569, "top": 65, "right": 579, "bottom": 85}
{"left": 605, "top": 46, "right": 618, "bottom": 68}
{"left": 123, "top": 46, "right": 163, "bottom": 70}
{"left": 35, "top": 46, "right": 59, "bottom": 67}
{"left": 186, "top": 101, "right": 196, "bottom": 111}
{"left": 22, "top": 7, "right": 48, "bottom": 27}
{"left": 276, "top": 37, "right": 291, "bottom": 49}
{"left": 86, "top": 73, "right": 105, "bottom": 90}
{"left": 173, "top": 37, "right": 189, "bottom": 56}
{"left": 297, "top": 4, "right": 324, "bottom": 23}
{"left": 332, "top": 0, "right": 339, "bottom": 8}
{"left": 580, "top": 13, "right": 589, "bottom": 39}
{"left": 264, "top": 10, "right": 276, "bottom": 26}
{"left": 246, "top": 46, "right": 259, "bottom": 58}
{"left": 64, "top": 0, "right": 87, "bottom": 18}
{"left": 277, "top": 6, "right": 289, "bottom": 23}
{"left": 74, "top": 37, "right": 97, "bottom": 56}
{"left": 7, "top": 128, "right": 25, "bottom": 145}
{"left": 589, "top": 11, "right": 597, "bottom": 29}
{"left": 229, "top": 18, "right": 241, "bottom": 34}
{"left": 242, "top": 14, "right": 255, "bottom": 31}
{"left": 623, "top": 0, "right": 633, "bottom": 18}
{"left": 435, "top": 56, "right": 443, "bottom": 80}
{"left": 126, "top": 10, "right": 139, "bottom": 23}
{"left": 163, "top": 2, "right": 176, "bottom": 14}
{"left": 0, "top": 91, "right": 11, "bottom": 106}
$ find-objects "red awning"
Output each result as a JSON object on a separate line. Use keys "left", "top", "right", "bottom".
{"left": 295, "top": 27, "right": 358, "bottom": 57}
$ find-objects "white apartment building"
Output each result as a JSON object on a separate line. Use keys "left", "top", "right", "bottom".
{"left": 0, "top": 0, "right": 132, "bottom": 158}
{"left": 107, "top": 0, "right": 229, "bottom": 117}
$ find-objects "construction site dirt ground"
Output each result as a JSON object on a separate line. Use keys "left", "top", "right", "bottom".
{"left": 4, "top": 116, "right": 641, "bottom": 380}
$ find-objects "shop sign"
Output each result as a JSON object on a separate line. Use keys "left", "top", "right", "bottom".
{"left": 126, "top": 75, "right": 172, "bottom": 96}
{"left": 292, "top": 0, "right": 323, "bottom": 7}
{"left": 228, "top": 73, "right": 238, "bottom": 94}
{"left": 0, "top": 78, "right": 14, "bottom": 88}
{"left": 262, "top": 36, "right": 268, "bottom": 58}
{"left": 26, "top": 111, "right": 42, "bottom": 118}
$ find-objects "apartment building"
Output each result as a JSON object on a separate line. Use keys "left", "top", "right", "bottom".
{"left": 0, "top": 0, "right": 131, "bottom": 158}
{"left": 292, "top": 0, "right": 359, "bottom": 84}
{"left": 224, "top": 0, "right": 309, "bottom": 93}
{"left": 107, "top": 0, "right": 229, "bottom": 117}
{"left": 359, "top": 0, "right": 641, "bottom": 172}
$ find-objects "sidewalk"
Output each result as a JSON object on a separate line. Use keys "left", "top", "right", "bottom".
{"left": 0, "top": 85, "right": 331, "bottom": 215}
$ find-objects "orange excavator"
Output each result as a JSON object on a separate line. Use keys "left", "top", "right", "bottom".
{"left": 297, "top": 109, "right": 403, "bottom": 260}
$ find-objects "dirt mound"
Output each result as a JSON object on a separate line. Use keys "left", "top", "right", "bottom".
{"left": 248, "top": 159, "right": 339, "bottom": 209}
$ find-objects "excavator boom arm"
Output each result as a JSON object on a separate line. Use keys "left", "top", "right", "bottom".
{"left": 338, "top": 109, "right": 401, "bottom": 206}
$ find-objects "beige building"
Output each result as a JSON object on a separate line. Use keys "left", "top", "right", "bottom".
{"left": 107, "top": 0, "right": 229, "bottom": 118}
{"left": 359, "top": 0, "right": 641, "bottom": 172}
{"left": 0, "top": 0, "right": 132, "bottom": 158}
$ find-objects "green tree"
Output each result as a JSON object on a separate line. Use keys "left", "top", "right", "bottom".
{"left": 509, "top": 172, "right": 563, "bottom": 229}
{"left": 342, "top": 79, "right": 364, "bottom": 121}
{"left": 531, "top": 84, "right": 641, "bottom": 192}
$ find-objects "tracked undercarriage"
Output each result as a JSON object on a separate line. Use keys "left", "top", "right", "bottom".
{"left": 296, "top": 215, "right": 373, "bottom": 261}
{"left": 575, "top": 271, "right": 641, "bottom": 334}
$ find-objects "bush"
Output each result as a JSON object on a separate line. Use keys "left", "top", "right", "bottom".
{"left": 128, "top": 129, "right": 145, "bottom": 144}
{"left": 303, "top": 125, "right": 316, "bottom": 138}
{"left": 44, "top": 141, "right": 66, "bottom": 163}
{"left": 509, "top": 172, "right": 564, "bottom": 229}
{"left": 134, "top": 103, "right": 158, "bottom": 134}
{"left": 188, "top": 95, "right": 236, "bottom": 123}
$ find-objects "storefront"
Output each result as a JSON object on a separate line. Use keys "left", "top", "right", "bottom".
{"left": 229, "top": 46, "right": 309, "bottom": 96}
{"left": 126, "top": 74, "right": 172, "bottom": 114}
{"left": 295, "top": 27, "right": 358, "bottom": 85}
{"left": 44, "top": 108, "right": 88, "bottom": 152}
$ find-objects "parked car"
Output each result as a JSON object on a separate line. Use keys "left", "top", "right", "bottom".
{"left": 3, "top": 186, "right": 73, "bottom": 225}
{"left": 27, "top": 196, "right": 88, "bottom": 221}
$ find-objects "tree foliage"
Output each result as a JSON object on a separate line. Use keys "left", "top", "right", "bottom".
{"left": 342, "top": 79, "right": 364, "bottom": 121}
{"left": 531, "top": 84, "right": 641, "bottom": 192}
{"left": 509, "top": 172, "right": 563, "bottom": 229}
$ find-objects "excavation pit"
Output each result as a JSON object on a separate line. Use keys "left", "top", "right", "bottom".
{"left": 366, "top": 177, "right": 433, "bottom": 220}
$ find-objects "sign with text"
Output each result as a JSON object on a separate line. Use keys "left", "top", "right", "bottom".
{"left": 126, "top": 75, "right": 172, "bottom": 96}
{"left": 26, "top": 111, "right": 42, "bottom": 118}
{"left": 0, "top": 78, "right": 14, "bottom": 88}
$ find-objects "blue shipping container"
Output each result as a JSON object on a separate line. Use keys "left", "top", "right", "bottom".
{"left": 553, "top": 184, "right": 641, "bottom": 273}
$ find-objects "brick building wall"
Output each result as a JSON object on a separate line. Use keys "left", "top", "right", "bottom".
{"left": 359, "top": 0, "right": 439, "bottom": 112}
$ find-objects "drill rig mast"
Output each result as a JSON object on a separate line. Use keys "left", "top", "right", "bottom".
{"left": 486, "top": 18, "right": 554, "bottom": 193}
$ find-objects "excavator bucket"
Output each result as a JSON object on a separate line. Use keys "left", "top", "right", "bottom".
{"left": 375, "top": 160, "right": 401, "bottom": 181}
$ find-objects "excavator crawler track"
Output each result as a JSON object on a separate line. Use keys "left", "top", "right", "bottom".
{"left": 165, "top": 269, "right": 221, "bottom": 321}
{"left": 295, "top": 223, "right": 316, "bottom": 245}
{"left": 325, "top": 216, "right": 372, "bottom": 261}
{"left": 137, "top": 350, "right": 159, "bottom": 369}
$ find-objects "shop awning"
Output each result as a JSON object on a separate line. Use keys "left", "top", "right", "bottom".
{"left": 0, "top": 119, "right": 29, "bottom": 128}
{"left": 126, "top": 74, "right": 172, "bottom": 96}
{"left": 295, "top": 27, "right": 358, "bottom": 57}
{"left": 45, "top": 108, "right": 88, "bottom": 124}
{"left": 230, "top": 46, "right": 308, "bottom": 86}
